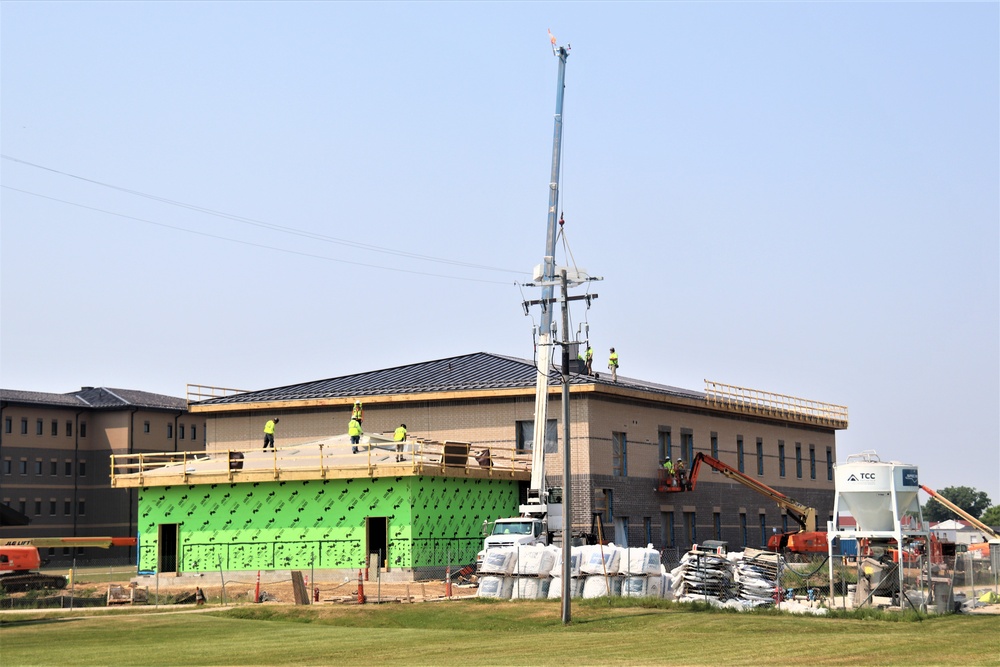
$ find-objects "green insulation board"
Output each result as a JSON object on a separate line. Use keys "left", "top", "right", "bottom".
{"left": 137, "top": 476, "right": 518, "bottom": 572}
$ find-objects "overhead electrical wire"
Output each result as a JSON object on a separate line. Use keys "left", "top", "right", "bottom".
{"left": 1, "top": 154, "right": 525, "bottom": 276}
{"left": 2, "top": 185, "right": 517, "bottom": 285}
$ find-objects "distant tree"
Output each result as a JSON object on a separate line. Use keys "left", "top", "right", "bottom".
{"left": 980, "top": 505, "right": 1000, "bottom": 528}
{"left": 923, "top": 486, "right": 992, "bottom": 522}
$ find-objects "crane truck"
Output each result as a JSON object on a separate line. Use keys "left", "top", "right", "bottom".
{"left": 658, "top": 451, "right": 827, "bottom": 553}
{"left": 478, "top": 35, "right": 580, "bottom": 570}
{"left": 0, "top": 537, "right": 137, "bottom": 592}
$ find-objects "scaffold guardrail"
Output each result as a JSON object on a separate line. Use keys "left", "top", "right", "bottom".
{"left": 704, "top": 380, "right": 848, "bottom": 428}
{"left": 186, "top": 383, "right": 249, "bottom": 405}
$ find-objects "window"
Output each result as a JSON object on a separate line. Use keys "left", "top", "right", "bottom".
{"left": 78, "top": 499, "right": 86, "bottom": 516}
{"left": 684, "top": 511, "right": 696, "bottom": 546}
{"left": 63, "top": 500, "right": 71, "bottom": 516}
{"left": 47, "top": 548, "right": 55, "bottom": 557}
{"left": 49, "top": 500, "right": 56, "bottom": 516}
{"left": 20, "top": 418, "right": 27, "bottom": 434}
{"left": 18, "top": 500, "right": 26, "bottom": 515}
{"left": 191, "top": 425, "right": 197, "bottom": 441}
{"left": 795, "top": 443, "right": 802, "bottom": 478}
{"left": 710, "top": 432, "right": 718, "bottom": 460}
{"left": 782, "top": 514, "right": 789, "bottom": 533}
{"left": 34, "top": 460, "right": 42, "bottom": 475}
{"left": 19, "top": 460, "right": 27, "bottom": 475}
{"left": 740, "top": 512, "right": 748, "bottom": 547}
{"left": 658, "top": 427, "right": 672, "bottom": 462}
{"left": 515, "top": 419, "right": 557, "bottom": 454}
{"left": 36, "top": 419, "right": 43, "bottom": 435}
{"left": 78, "top": 460, "right": 86, "bottom": 477}
{"left": 80, "top": 422, "right": 87, "bottom": 437}
{"left": 826, "top": 447, "right": 833, "bottom": 481}
{"left": 50, "top": 460, "right": 58, "bottom": 476}
{"left": 778, "top": 441, "right": 785, "bottom": 477}
{"left": 737, "top": 436, "right": 744, "bottom": 473}
{"left": 51, "top": 420, "right": 58, "bottom": 436}
{"left": 680, "top": 430, "right": 694, "bottom": 466}
{"left": 3, "top": 460, "right": 10, "bottom": 475}
{"left": 62, "top": 547, "right": 70, "bottom": 556}
{"left": 809, "top": 445, "right": 816, "bottom": 480}
{"left": 143, "top": 421, "right": 150, "bottom": 434}
{"left": 3, "top": 417, "right": 10, "bottom": 433}
{"left": 34, "top": 500, "right": 41, "bottom": 516}
{"left": 663, "top": 511, "right": 675, "bottom": 548}
{"left": 166, "top": 423, "right": 173, "bottom": 439}
{"left": 612, "top": 431, "right": 627, "bottom": 477}
{"left": 66, "top": 421, "right": 72, "bottom": 437}
{"left": 179, "top": 424, "right": 185, "bottom": 440}
{"left": 64, "top": 461, "right": 72, "bottom": 476}
{"left": 756, "top": 438, "right": 764, "bottom": 476}
{"left": 714, "top": 512, "right": 722, "bottom": 540}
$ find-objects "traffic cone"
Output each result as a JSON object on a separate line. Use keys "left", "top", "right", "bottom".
{"left": 445, "top": 564, "right": 452, "bottom": 599}
{"left": 357, "top": 569, "right": 366, "bottom": 604}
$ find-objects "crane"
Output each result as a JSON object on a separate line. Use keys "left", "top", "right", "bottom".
{"left": 658, "top": 452, "right": 826, "bottom": 552}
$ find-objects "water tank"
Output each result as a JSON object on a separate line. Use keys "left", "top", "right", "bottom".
{"left": 834, "top": 451, "right": 920, "bottom": 532}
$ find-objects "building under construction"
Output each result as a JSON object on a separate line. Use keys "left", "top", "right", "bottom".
{"left": 112, "top": 352, "right": 846, "bottom": 578}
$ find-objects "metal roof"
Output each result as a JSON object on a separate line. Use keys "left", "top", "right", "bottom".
{"left": 194, "top": 351, "right": 704, "bottom": 406}
{"left": 0, "top": 387, "right": 186, "bottom": 411}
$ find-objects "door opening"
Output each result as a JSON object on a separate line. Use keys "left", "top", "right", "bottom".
{"left": 158, "top": 523, "right": 178, "bottom": 573}
{"left": 366, "top": 517, "right": 388, "bottom": 569}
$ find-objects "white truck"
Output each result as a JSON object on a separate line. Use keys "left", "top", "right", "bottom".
{"left": 477, "top": 492, "right": 564, "bottom": 570}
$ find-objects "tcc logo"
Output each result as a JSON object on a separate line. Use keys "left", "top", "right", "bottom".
{"left": 846, "top": 472, "right": 877, "bottom": 482}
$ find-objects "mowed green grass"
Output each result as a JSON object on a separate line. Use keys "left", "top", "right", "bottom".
{"left": 2, "top": 599, "right": 997, "bottom": 667}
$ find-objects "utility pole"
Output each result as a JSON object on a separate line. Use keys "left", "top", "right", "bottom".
{"left": 560, "top": 269, "right": 572, "bottom": 624}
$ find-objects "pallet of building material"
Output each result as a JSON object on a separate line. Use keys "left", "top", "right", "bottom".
{"left": 582, "top": 574, "right": 622, "bottom": 598}
{"left": 547, "top": 576, "right": 584, "bottom": 599}
{"left": 621, "top": 575, "right": 654, "bottom": 597}
{"left": 513, "top": 545, "right": 556, "bottom": 577}
{"left": 480, "top": 547, "right": 518, "bottom": 575}
{"left": 510, "top": 576, "right": 550, "bottom": 600}
{"left": 477, "top": 575, "right": 514, "bottom": 599}
{"left": 622, "top": 545, "right": 662, "bottom": 576}
{"left": 579, "top": 544, "right": 622, "bottom": 575}
{"left": 552, "top": 549, "right": 583, "bottom": 578}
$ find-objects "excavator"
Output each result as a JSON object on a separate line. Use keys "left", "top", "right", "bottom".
{"left": 0, "top": 537, "right": 137, "bottom": 592}
{"left": 657, "top": 452, "right": 827, "bottom": 553}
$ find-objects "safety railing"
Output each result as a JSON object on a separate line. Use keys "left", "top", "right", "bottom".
{"left": 110, "top": 438, "right": 531, "bottom": 488}
{"left": 704, "top": 380, "right": 848, "bottom": 429}
{"left": 186, "top": 383, "right": 249, "bottom": 405}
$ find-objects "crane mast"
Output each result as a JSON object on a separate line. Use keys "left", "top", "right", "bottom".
{"left": 527, "top": 38, "right": 570, "bottom": 505}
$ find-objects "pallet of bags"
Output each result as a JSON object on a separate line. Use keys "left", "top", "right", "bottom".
{"left": 622, "top": 544, "right": 661, "bottom": 576}
{"left": 547, "top": 576, "right": 584, "bottom": 599}
{"left": 477, "top": 575, "right": 514, "bottom": 599}
{"left": 510, "top": 576, "right": 550, "bottom": 600}
{"left": 579, "top": 543, "right": 622, "bottom": 576}
{"left": 582, "top": 574, "right": 622, "bottom": 598}
{"left": 514, "top": 545, "right": 556, "bottom": 577}
{"left": 551, "top": 546, "right": 583, "bottom": 578}
{"left": 479, "top": 547, "right": 518, "bottom": 575}
{"left": 621, "top": 575, "right": 650, "bottom": 597}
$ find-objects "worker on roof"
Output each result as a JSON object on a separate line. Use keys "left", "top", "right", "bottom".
{"left": 263, "top": 418, "right": 279, "bottom": 450}
{"left": 349, "top": 418, "right": 363, "bottom": 454}
{"left": 585, "top": 345, "right": 594, "bottom": 375}
{"left": 351, "top": 400, "right": 364, "bottom": 422}
{"left": 608, "top": 348, "right": 619, "bottom": 383}
{"left": 394, "top": 423, "right": 408, "bottom": 462}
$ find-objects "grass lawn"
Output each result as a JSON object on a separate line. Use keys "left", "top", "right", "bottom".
{"left": 2, "top": 599, "right": 997, "bottom": 666}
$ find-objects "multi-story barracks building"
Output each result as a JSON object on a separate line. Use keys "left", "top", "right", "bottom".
{"left": 111, "top": 352, "right": 847, "bottom": 579}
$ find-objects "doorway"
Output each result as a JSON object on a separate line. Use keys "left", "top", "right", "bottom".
{"left": 158, "top": 523, "right": 178, "bottom": 573}
{"left": 366, "top": 517, "right": 388, "bottom": 569}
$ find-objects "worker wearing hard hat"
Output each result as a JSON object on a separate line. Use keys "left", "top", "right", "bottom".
{"left": 608, "top": 348, "right": 619, "bottom": 383}
{"left": 263, "top": 418, "right": 279, "bottom": 450}
{"left": 349, "top": 417, "right": 363, "bottom": 454}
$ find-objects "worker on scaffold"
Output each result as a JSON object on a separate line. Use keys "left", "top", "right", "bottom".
{"left": 608, "top": 348, "right": 619, "bottom": 383}
{"left": 394, "top": 423, "right": 407, "bottom": 462}
{"left": 349, "top": 417, "right": 363, "bottom": 454}
{"left": 351, "top": 400, "right": 364, "bottom": 422}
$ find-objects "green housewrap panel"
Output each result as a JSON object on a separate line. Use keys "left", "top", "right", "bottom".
{"left": 137, "top": 476, "right": 518, "bottom": 572}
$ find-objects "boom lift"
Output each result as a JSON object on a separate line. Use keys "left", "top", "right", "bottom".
{"left": 658, "top": 452, "right": 826, "bottom": 553}
{"left": 0, "top": 537, "right": 137, "bottom": 591}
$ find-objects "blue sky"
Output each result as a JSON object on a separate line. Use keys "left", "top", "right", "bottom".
{"left": 2, "top": 2, "right": 997, "bottom": 503}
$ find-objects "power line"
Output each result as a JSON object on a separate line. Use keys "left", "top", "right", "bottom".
{"left": 2, "top": 185, "right": 520, "bottom": 285}
{"left": 1, "top": 154, "right": 524, "bottom": 275}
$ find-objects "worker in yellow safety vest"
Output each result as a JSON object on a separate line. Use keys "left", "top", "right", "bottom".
{"left": 263, "top": 418, "right": 279, "bottom": 450}
{"left": 349, "top": 418, "right": 363, "bottom": 454}
{"left": 608, "top": 348, "right": 619, "bottom": 383}
{"left": 585, "top": 346, "right": 594, "bottom": 375}
{"left": 394, "top": 423, "right": 408, "bottom": 462}
{"left": 351, "top": 400, "right": 364, "bottom": 422}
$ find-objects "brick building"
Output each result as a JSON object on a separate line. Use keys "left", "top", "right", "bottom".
{"left": 0, "top": 387, "right": 202, "bottom": 564}
{"left": 190, "top": 352, "right": 845, "bottom": 554}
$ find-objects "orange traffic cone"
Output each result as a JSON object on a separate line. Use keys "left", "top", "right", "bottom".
{"left": 357, "top": 569, "right": 366, "bottom": 604}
